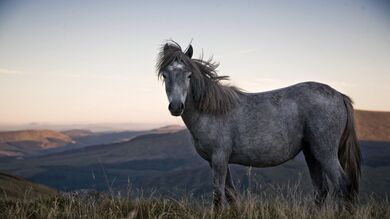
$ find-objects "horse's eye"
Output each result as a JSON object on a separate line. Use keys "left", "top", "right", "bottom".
{"left": 162, "top": 74, "right": 166, "bottom": 79}
{"left": 188, "top": 75, "right": 191, "bottom": 79}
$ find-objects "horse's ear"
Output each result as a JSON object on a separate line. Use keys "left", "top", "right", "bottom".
{"left": 185, "top": 45, "right": 193, "bottom": 59}
{"left": 163, "top": 43, "right": 169, "bottom": 54}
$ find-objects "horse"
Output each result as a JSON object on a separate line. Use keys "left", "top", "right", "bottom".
{"left": 155, "top": 41, "right": 361, "bottom": 208}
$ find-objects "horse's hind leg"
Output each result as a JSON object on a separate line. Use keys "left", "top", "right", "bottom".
{"left": 225, "top": 166, "right": 239, "bottom": 204}
{"left": 303, "top": 147, "right": 329, "bottom": 206}
{"left": 308, "top": 143, "right": 351, "bottom": 204}
{"left": 304, "top": 109, "right": 352, "bottom": 205}
{"left": 322, "top": 159, "right": 351, "bottom": 202}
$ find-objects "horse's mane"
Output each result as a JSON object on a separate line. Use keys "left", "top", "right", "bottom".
{"left": 156, "top": 41, "right": 242, "bottom": 115}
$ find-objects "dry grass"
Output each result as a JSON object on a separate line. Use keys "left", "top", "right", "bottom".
{"left": 0, "top": 185, "right": 389, "bottom": 219}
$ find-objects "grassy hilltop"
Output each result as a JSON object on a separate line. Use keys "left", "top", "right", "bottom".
{"left": 0, "top": 171, "right": 389, "bottom": 219}
{"left": 1, "top": 171, "right": 389, "bottom": 218}
{"left": 1, "top": 186, "right": 389, "bottom": 219}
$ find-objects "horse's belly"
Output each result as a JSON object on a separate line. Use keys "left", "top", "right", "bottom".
{"left": 230, "top": 143, "right": 301, "bottom": 167}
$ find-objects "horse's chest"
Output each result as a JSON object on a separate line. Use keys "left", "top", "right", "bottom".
{"left": 190, "top": 129, "right": 224, "bottom": 161}
{"left": 192, "top": 138, "right": 213, "bottom": 161}
{"left": 185, "top": 115, "right": 231, "bottom": 161}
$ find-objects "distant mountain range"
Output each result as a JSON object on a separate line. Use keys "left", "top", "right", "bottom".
{"left": 0, "top": 111, "right": 389, "bottom": 199}
{"left": 1, "top": 110, "right": 388, "bottom": 158}
{"left": 0, "top": 130, "right": 73, "bottom": 157}
{"left": 0, "top": 122, "right": 166, "bottom": 132}
{"left": 0, "top": 128, "right": 149, "bottom": 157}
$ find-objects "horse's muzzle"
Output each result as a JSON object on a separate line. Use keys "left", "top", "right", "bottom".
{"left": 168, "top": 102, "right": 184, "bottom": 116}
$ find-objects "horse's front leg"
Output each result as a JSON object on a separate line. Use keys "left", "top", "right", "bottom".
{"left": 225, "top": 166, "right": 239, "bottom": 205}
{"left": 211, "top": 152, "right": 229, "bottom": 209}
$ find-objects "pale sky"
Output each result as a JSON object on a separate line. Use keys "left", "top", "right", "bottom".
{"left": 0, "top": 0, "right": 389, "bottom": 126}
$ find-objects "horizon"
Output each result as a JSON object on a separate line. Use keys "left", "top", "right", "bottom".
{"left": 0, "top": 121, "right": 176, "bottom": 132}
{"left": 0, "top": 108, "right": 388, "bottom": 132}
{"left": 1, "top": 0, "right": 389, "bottom": 125}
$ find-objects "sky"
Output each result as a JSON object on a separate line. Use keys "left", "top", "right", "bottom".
{"left": 0, "top": 0, "right": 389, "bottom": 127}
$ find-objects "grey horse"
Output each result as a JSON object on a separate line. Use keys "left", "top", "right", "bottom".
{"left": 156, "top": 41, "right": 361, "bottom": 207}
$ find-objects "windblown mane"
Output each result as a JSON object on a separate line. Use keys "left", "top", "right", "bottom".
{"left": 156, "top": 41, "right": 242, "bottom": 115}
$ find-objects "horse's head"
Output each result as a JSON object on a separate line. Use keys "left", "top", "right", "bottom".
{"left": 160, "top": 43, "right": 193, "bottom": 116}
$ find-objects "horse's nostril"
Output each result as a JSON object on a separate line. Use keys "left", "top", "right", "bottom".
{"left": 168, "top": 102, "right": 184, "bottom": 114}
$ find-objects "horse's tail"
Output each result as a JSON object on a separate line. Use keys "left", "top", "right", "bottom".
{"left": 338, "top": 94, "right": 362, "bottom": 200}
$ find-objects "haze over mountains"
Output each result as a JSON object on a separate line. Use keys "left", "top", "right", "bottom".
{"left": 0, "top": 123, "right": 166, "bottom": 132}
{"left": 0, "top": 110, "right": 389, "bottom": 199}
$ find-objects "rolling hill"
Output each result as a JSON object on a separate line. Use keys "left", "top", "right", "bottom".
{"left": 0, "top": 129, "right": 145, "bottom": 157}
{"left": 355, "top": 110, "right": 390, "bottom": 141}
{"left": 0, "top": 130, "right": 74, "bottom": 157}
{"left": 0, "top": 171, "right": 57, "bottom": 200}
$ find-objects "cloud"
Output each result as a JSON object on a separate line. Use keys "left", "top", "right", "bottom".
{"left": 0, "top": 68, "right": 121, "bottom": 80}
{"left": 219, "top": 48, "right": 259, "bottom": 58}
{"left": 0, "top": 68, "right": 23, "bottom": 75}
{"left": 237, "top": 48, "right": 258, "bottom": 55}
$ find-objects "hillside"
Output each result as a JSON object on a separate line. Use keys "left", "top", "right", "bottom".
{"left": 355, "top": 110, "right": 390, "bottom": 142}
{"left": 0, "top": 129, "right": 204, "bottom": 190}
{"left": 0, "top": 129, "right": 145, "bottom": 157}
{"left": 0, "top": 171, "right": 57, "bottom": 200}
{"left": 0, "top": 130, "right": 197, "bottom": 170}
{"left": 150, "top": 125, "right": 185, "bottom": 133}
{"left": 61, "top": 129, "right": 94, "bottom": 138}
{"left": 0, "top": 130, "right": 74, "bottom": 157}
{"left": 0, "top": 129, "right": 73, "bottom": 147}
{"left": 60, "top": 130, "right": 145, "bottom": 151}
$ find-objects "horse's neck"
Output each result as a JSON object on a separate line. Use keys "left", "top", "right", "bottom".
{"left": 181, "top": 95, "right": 202, "bottom": 130}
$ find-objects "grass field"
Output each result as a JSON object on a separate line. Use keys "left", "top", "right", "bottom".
{"left": 1, "top": 185, "right": 389, "bottom": 219}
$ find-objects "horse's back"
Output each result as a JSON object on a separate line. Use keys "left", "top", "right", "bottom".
{"left": 242, "top": 81, "right": 346, "bottom": 120}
